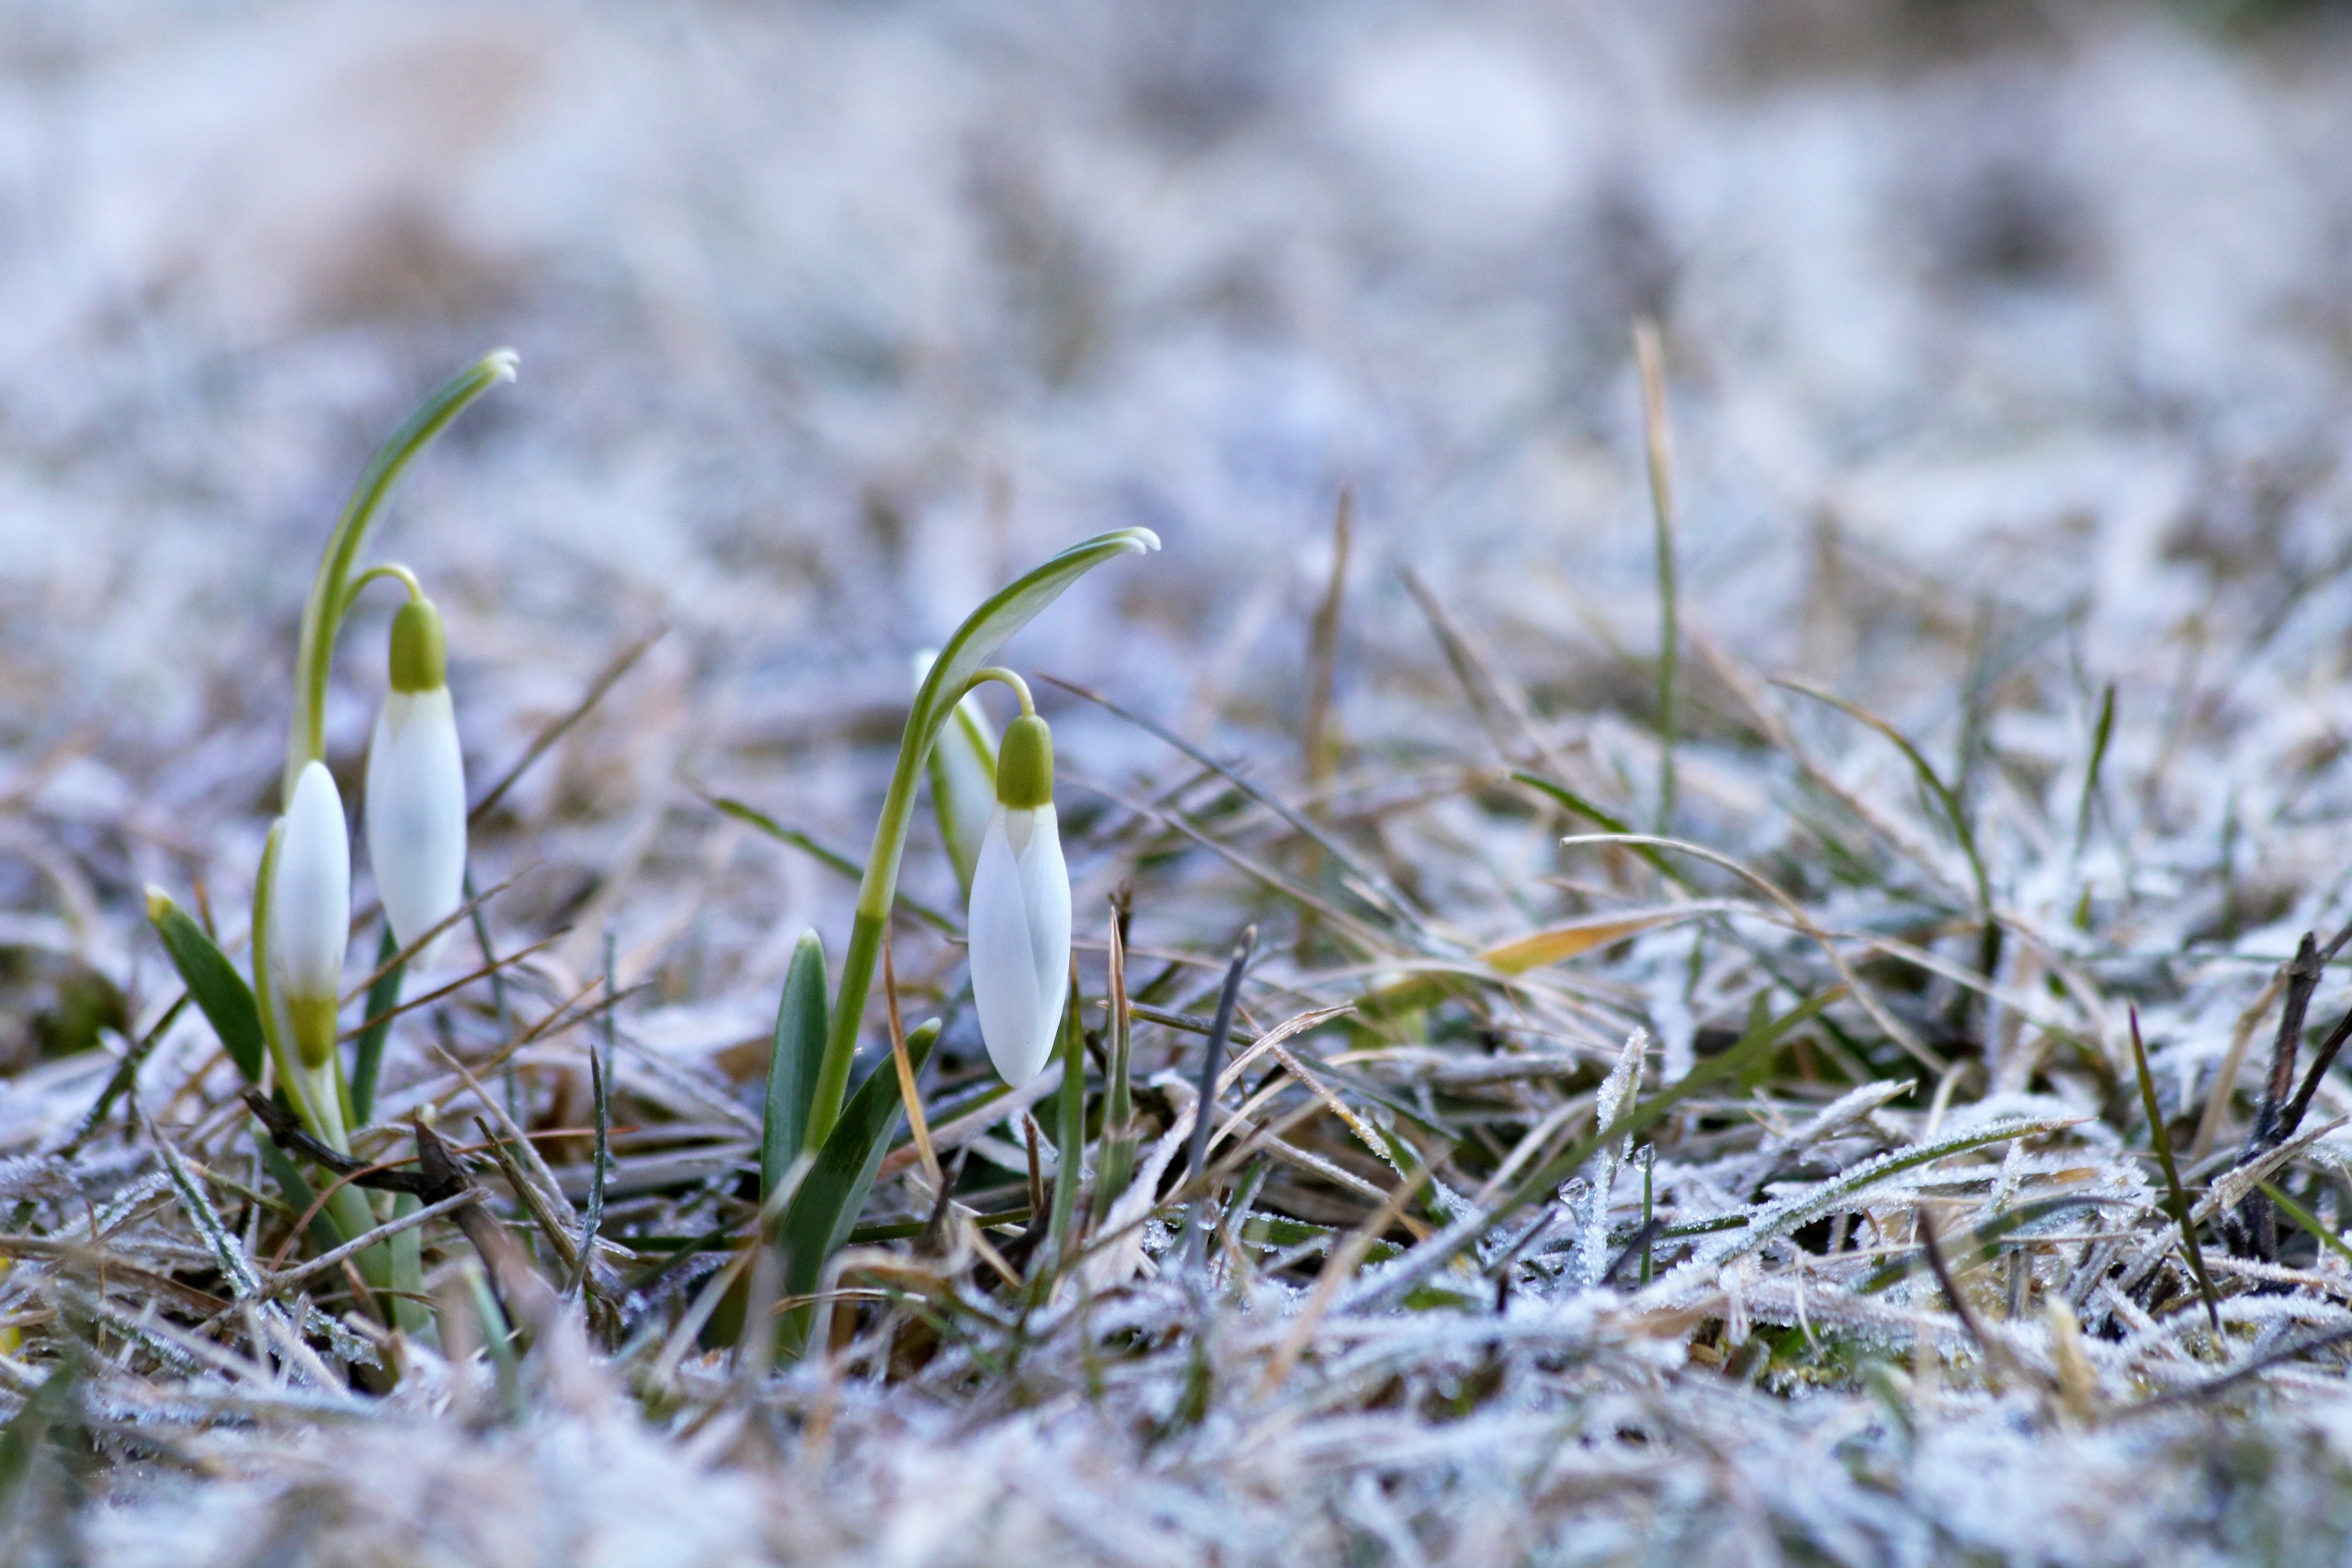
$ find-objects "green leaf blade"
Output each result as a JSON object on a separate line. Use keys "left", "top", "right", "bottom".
{"left": 773, "top": 1018, "right": 941, "bottom": 1357}
{"left": 348, "top": 927, "right": 403, "bottom": 1127}
{"left": 763, "top": 930, "right": 831, "bottom": 1199}
{"left": 906, "top": 528, "right": 1160, "bottom": 766}
{"left": 145, "top": 890, "right": 267, "bottom": 1085}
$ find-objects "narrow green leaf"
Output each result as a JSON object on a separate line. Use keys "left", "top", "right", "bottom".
{"left": 1096, "top": 911, "right": 1137, "bottom": 1216}
{"left": 2260, "top": 1179, "right": 2352, "bottom": 1272}
{"left": 347, "top": 926, "right": 402, "bottom": 1127}
{"left": 1771, "top": 678, "right": 1991, "bottom": 920}
{"left": 924, "top": 675, "right": 999, "bottom": 900}
{"left": 253, "top": 1128, "right": 347, "bottom": 1252}
{"left": 775, "top": 1019, "right": 940, "bottom": 1355}
{"left": 388, "top": 1191, "right": 430, "bottom": 1338}
{"left": 1509, "top": 773, "right": 1695, "bottom": 893}
{"left": 763, "top": 931, "right": 830, "bottom": 1200}
{"left": 2075, "top": 681, "right": 2116, "bottom": 855}
{"left": 145, "top": 889, "right": 266, "bottom": 1084}
{"left": 574, "top": 931, "right": 617, "bottom": 1297}
{"left": 2130, "top": 1007, "right": 2221, "bottom": 1330}
{"left": 908, "top": 530, "right": 1160, "bottom": 771}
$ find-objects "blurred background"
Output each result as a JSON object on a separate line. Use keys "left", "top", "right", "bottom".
{"left": 3, "top": 0, "right": 2351, "bottom": 1103}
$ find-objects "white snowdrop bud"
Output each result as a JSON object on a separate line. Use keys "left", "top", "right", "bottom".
{"left": 273, "top": 759, "right": 351, "bottom": 1069}
{"left": 366, "top": 595, "right": 467, "bottom": 965}
{"left": 966, "top": 713, "right": 1070, "bottom": 1087}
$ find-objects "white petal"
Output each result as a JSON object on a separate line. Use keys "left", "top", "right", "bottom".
{"left": 969, "top": 806, "right": 1052, "bottom": 1085}
{"left": 272, "top": 761, "right": 350, "bottom": 1005}
{"left": 1013, "top": 802, "right": 1071, "bottom": 1058}
{"left": 366, "top": 687, "right": 468, "bottom": 964}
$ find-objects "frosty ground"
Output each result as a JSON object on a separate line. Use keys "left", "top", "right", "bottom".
{"left": 6, "top": 2, "right": 2352, "bottom": 1563}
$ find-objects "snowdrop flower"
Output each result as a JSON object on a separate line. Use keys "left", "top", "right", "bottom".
{"left": 365, "top": 594, "right": 467, "bottom": 965}
{"left": 967, "top": 712, "right": 1070, "bottom": 1087}
{"left": 272, "top": 759, "right": 350, "bottom": 1069}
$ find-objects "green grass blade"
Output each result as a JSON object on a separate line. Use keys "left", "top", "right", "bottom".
{"left": 762, "top": 931, "right": 831, "bottom": 1200}
{"left": 347, "top": 926, "right": 402, "bottom": 1127}
{"left": 2259, "top": 1179, "right": 2352, "bottom": 1272}
{"left": 1771, "top": 678, "right": 1991, "bottom": 920}
{"left": 2075, "top": 681, "right": 2116, "bottom": 856}
{"left": 1635, "top": 318, "right": 1678, "bottom": 835}
{"left": 1509, "top": 773, "right": 1695, "bottom": 892}
{"left": 2131, "top": 1006, "right": 2222, "bottom": 1330}
{"left": 1096, "top": 909, "right": 1137, "bottom": 1215}
{"left": 253, "top": 1128, "right": 347, "bottom": 1251}
{"left": 144, "top": 888, "right": 267, "bottom": 1084}
{"left": 926, "top": 691, "right": 998, "bottom": 900}
{"left": 0, "top": 1353, "right": 78, "bottom": 1511}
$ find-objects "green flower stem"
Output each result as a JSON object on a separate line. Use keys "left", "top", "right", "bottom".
{"left": 811, "top": 811, "right": 924, "bottom": 1151}
{"left": 283, "top": 349, "right": 515, "bottom": 805}
{"left": 349, "top": 563, "right": 426, "bottom": 602}
{"left": 964, "top": 667, "right": 1036, "bottom": 717}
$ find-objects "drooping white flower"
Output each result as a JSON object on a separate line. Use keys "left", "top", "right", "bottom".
{"left": 366, "top": 595, "right": 467, "bottom": 965}
{"left": 272, "top": 759, "right": 350, "bottom": 1069}
{"left": 966, "top": 713, "right": 1070, "bottom": 1087}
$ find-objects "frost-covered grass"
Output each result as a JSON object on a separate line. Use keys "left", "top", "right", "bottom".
{"left": 9, "top": 2, "right": 2352, "bottom": 1564}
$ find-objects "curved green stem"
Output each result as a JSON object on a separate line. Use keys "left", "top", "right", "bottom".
{"left": 283, "top": 349, "right": 515, "bottom": 805}
{"left": 963, "top": 667, "right": 1036, "bottom": 716}
{"left": 350, "top": 563, "right": 426, "bottom": 602}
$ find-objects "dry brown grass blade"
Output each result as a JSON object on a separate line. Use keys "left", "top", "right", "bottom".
{"left": 881, "top": 938, "right": 942, "bottom": 1192}
{"left": 336, "top": 928, "right": 567, "bottom": 1043}
{"left": 468, "top": 623, "right": 667, "bottom": 826}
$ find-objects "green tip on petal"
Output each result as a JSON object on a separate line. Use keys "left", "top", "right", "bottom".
{"left": 388, "top": 597, "right": 447, "bottom": 693}
{"left": 996, "top": 714, "right": 1055, "bottom": 809}
{"left": 287, "top": 992, "right": 339, "bottom": 1071}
